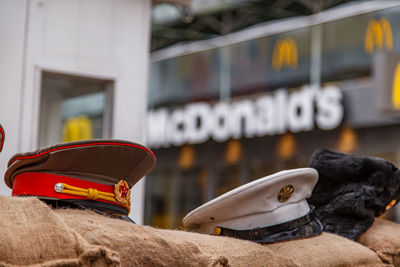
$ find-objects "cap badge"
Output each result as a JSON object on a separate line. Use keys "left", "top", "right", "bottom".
{"left": 114, "top": 180, "right": 131, "bottom": 205}
{"left": 277, "top": 185, "right": 294, "bottom": 202}
{"left": 214, "top": 227, "right": 222, "bottom": 236}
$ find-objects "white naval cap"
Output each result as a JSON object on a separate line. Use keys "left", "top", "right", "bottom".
{"left": 183, "top": 168, "right": 322, "bottom": 243}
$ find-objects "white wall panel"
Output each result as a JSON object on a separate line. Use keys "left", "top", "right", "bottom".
{"left": 42, "top": 0, "right": 80, "bottom": 61}
{"left": 0, "top": 0, "right": 28, "bottom": 197}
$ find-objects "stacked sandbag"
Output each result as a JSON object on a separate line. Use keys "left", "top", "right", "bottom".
{"left": 54, "top": 208, "right": 299, "bottom": 267}
{"left": 266, "top": 232, "right": 387, "bottom": 267}
{"left": 0, "top": 193, "right": 388, "bottom": 267}
{"left": 0, "top": 196, "right": 119, "bottom": 266}
{"left": 358, "top": 218, "right": 400, "bottom": 265}
{"left": 0, "top": 195, "right": 388, "bottom": 267}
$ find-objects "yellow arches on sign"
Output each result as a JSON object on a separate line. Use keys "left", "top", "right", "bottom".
{"left": 365, "top": 17, "right": 393, "bottom": 54}
{"left": 272, "top": 38, "right": 298, "bottom": 71}
{"left": 392, "top": 62, "right": 400, "bottom": 109}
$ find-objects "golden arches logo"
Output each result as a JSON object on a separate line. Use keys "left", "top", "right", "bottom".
{"left": 365, "top": 17, "right": 393, "bottom": 54}
{"left": 392, "top": 62, "right": 400, "bottom": 109}
{"left": 272, "top": 38, "right": 298, "bottom": 71}
{"left": 62, "top": 115, "right": 93, "bottom": 142}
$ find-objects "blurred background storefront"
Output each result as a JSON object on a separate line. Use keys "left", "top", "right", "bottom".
{"left": 145, "top": 1, "right": 400, "bottom": 228}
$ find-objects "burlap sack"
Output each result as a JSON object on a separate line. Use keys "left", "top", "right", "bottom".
{"left": 0, "top": 197, "right": 120, "bottom": 266}
{"left": 54, "top": 208, "right": 300, "bottom": 267}
{"left": 358, "top": 218, "right": 400, "bottom": 265}
{"left": 265, "top": 232, "right": 388, "bottom": 267}
{"left": 1, "top": 196, "right": 387, "bottom": 267}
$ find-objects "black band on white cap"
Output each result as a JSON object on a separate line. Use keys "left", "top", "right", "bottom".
{"left": 214, "top": 206, "right": 323, "bottom": 243}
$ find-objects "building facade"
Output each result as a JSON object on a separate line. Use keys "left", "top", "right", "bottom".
{"left": 145, "top": 1, "right": 400, "bottom": 228}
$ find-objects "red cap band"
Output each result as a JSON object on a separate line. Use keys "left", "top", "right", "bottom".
{"left": 0, "top": 125, "right": 4, "bottom": 152}
{"left": 12, "top": 172, "right": 126, "bottom": 209}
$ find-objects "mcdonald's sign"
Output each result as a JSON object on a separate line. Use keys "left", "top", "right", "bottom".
{"left": 373, "top": 52, "right": 400, "bottom": 113}
{"left": 62, "top": 115, "right": 93, "bottom": 142}
{"left": 365, "top": 17, "right": 393, "bottom": 54}
{"left": 272, "top": 38, "right": 298, "bottom": 71}
{"left": 392, "top": 62, "right": 400, "bottom": 109}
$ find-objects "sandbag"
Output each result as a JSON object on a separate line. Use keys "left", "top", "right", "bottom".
{"left": 358, "top": 218, "right": 400, "bottom": 265}
{"left": 0, "top": 195, "right": 389, "bottom": 267}
{"left": 265, "top": 232, "right": 388, "bottom": 267}
{"left": 54, "top": 208, "right": 300, "bottom": 267}
{"left": 0, "top": 196, "right": 119, "bottom": 266}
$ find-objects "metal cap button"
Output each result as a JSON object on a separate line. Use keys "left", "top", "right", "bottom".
{"left": 54, "top": 183, "right": 64, "bottom": 193}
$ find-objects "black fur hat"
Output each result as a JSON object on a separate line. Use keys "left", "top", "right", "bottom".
{"left": 308, "top": 149, "right": 400, "bottom": 240}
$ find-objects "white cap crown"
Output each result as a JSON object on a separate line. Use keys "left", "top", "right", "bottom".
{"left": 183, "top": 168, "right": 318, "bottom": 235}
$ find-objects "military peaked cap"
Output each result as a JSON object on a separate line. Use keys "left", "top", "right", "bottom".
{"left": 183, "top": 168, "right": 323, "bottom": 244}
{"left": 5, "top": 139, "right": 156, "bottom": 215}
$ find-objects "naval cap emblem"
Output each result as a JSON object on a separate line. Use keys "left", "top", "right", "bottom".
{"left": 277, "top": 184, "right": 294, "bottom": 202}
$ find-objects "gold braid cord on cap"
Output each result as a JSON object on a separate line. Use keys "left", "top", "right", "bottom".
{"left": 58, "top": 180, "right": 131, "bottom": 212}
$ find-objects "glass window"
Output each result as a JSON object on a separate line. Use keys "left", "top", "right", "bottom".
{"left": 144, "top": 170, "right": 174, "bottom": 228}
{"left": 321, "top": 6, "right": 400, "bottom": 82}
{"left": 321, "top": 14, "right": 371, "bottom": 82}
{"left": 145, "top": 168, "right": 209, "bottom": 229}
{"left": 177, "top": 168, "right": 209, "bottom": 226}
{"left": 148, "top": 27, "right": 311, "bottom": 107}
{"left": 148, "top": 50, "right": 220, "bottom": 108}
{"left": 38, "top": 72, "right": 113, "bottom": 147}
{"left": 215, "top": 165, "right": 241, "bottom": 196}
